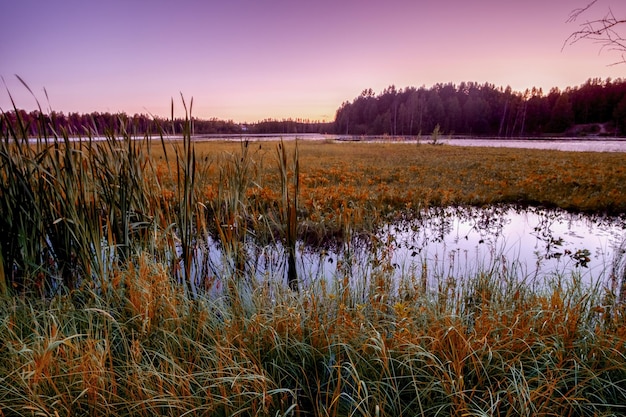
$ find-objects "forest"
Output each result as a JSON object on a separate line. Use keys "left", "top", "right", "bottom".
{"left": 334, "top": 78, "right": 626, "bottom": 137}
{"left": 0, "top": 110, "right": 331, "bottom": 137}
{"left": 3, "top": 78, "right": 626, "bottom": 137}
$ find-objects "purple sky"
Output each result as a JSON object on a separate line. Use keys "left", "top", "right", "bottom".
{"left": 2, "top": 0, "right": 625, "bottom": 123}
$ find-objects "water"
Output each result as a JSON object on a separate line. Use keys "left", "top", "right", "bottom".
{"left": 327, "top": 135, "right": 626, "bottom": 152}
{"left": 48, "top": 133, "right": 626, "bottom": 152}
{"left": 427, "top": 137, "right": 626, "bottom": 153}
{"left": 187, "top": 134, "right": 626, "bottom": 152}
{"left": 195, "top": 206, "right": 626, "bottom": 295}
{"left": 379, "top": 206, "right": 625, "bottom": 284}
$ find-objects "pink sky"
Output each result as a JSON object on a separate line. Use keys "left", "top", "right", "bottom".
{"left": 2, "top": 0, "right": 625, "bottom": 123}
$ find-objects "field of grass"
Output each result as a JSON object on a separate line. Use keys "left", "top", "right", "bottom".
{"left": 192, "top": 139, "right": 626, "bottom": 222}
{"left": 1, "top": 108, "right": 626, "bottom": 416}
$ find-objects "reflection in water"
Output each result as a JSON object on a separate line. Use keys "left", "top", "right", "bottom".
{"left": 382, "top": 206, "right": 625, "bottom": 285}
{"left": 195, "top": 206, "right": 626, "bottom": 298}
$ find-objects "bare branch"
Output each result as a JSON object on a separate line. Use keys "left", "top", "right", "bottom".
{"left": 564, "top": 1, "right": 626, "bottom": 65}
{"left": 567, "top": 0, "right": 599, "bottom": 23}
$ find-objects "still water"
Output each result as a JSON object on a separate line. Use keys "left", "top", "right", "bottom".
{"left": 61, "top": 133, "right": 626, "bottom": 152}
{"left": 190, "top": 133, "right": 626, "bottom": 153}
{"left": 196, "top": 206, "right": 626, "bottom": 294}
{"left": 173, "top": 135, "right": 626, "bottom": 294}
{"left": 423, "top": 137, "right": 626, "bottom": 152}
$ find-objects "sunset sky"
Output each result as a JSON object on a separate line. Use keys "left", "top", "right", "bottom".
{"left": 2, "top": 0, "right": 625, "bottom": 123}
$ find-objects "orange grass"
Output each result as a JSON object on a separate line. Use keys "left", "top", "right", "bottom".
{"left": 2, "top": 128, "right": 626, "bottom": 415}
{"left": 1, "top": 262, "right": 625, "bottom": 416}
{"left": 156, "top": 140, "right": 626, "bottom": 246}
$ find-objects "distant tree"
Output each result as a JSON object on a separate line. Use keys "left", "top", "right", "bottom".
{"left": 463, "top": 93, "right": 490, "bottom": 134}
{"left": 524, "top": 90, "right": 551, "bottom": 135}
{"left": 549, "top": 92, "right": 575, "bottom": 133}
{"left": 404, "top": 88, "right": 425, "bottom": 135}
{"left": 425, "top": 90, "right": 444, "bottom": 132}
{"left": 613, "top": 95, "right": 626, "bottom": 133}
{"left": 565, "top": 1, "right": 626, "bottom": 65}
{"left": 443, "top": 96, "right": 462, "bottom": 133}
{"left": 331, "top": 79, "right": 626, "bottom": 136}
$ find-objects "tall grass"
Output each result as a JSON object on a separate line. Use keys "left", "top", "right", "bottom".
{"left": 164, "top": 96, "right": 204, "bottom": 295}
{"left": 1, "top": 88, "right": 626, "bottom": 415}
{"left": 1, "top": 257, "right": 625, "bottom": 416}
{"left": 277, "top": 139, "right": 300, "bottom": 290}
{"left": 212, "top": 140, "right": 254, "bottom": 279}
{"left": 0, "top": 90, "right": 215, "bottom": 299}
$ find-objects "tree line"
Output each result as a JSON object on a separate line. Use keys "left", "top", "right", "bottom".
{"left": 3, "top": 78, "right": 626, "bottom": 138}
{"left": 0, "top": 109, "right": 331, "bottom": 138}
{"left": 334, "top": 78, "right": 626, "bottom": 137}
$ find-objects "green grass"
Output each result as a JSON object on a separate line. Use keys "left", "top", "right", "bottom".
{"left": 1, "top": 100, "right": 626, "bottom": 416}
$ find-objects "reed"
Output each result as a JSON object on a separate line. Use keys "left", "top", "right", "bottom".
{"left": 276, "top": 139, "right": 300, "bottom": 290}
{"left": 212, "top": 140, "right": 253, "bottom": 278}
{"left": 0, "top": 97, "right": 161, "bottom": 297}
{"left": 1, "top": 260, "right": 624, "bottom": 416}
{"left": 0, "top": 90, "right": 218, "bottom": 298}
{"left": 164, "top": 96, "right": 201, "bottom": 295}
{"left": 1, "top": 89, "right": 626, "bottom": 415}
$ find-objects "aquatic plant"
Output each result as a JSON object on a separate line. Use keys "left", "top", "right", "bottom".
{"left": 1, "top": 89, "right": 626, "bottom": 415}
{"left": 277, "top": 139, "right": 300, "bottom": 290}
{"left": 1, "top": 255, "right": 625, "bottom": 416}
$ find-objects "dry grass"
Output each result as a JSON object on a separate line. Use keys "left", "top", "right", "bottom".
{"left": 2, "top": 103, "right": 626, "bottom": 415}
{"left": 1, "top": 261, "right": 625, "bottom": 416}
{"left": 175, "top": 140, "right": 626, "bottom": 246}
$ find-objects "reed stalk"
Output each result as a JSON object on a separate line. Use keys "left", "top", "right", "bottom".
{"left": 167, "top": 96, "right": 198, "bottom": 295}
{"left": 0, "top": 242, "right": 624, "bottom": 415}
{"left": 1, "top": 84, "right": 625, "bottom": 415}
{"left": 276, "top": 139, "right": 299, "bottom": 291}
{"left": 213, "top": 140, "right": 253, "bottom": 279}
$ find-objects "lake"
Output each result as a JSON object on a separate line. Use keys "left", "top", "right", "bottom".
{"left": 188, "top": 133, "right": 626, "bottom": 152}
{"left": 76, "top": 133, "right": 622, "bottom": 295}
{"left": 192, "top": 205, "right": 626, "bottom": 296}
{"left": 167, "top": 136, "right": 626, "bottom": 295}
{"left": 50, "top": 133, "right": 626, "bottom": 152}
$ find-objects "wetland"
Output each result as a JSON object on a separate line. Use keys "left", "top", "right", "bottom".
{"left": 1, "top": 124, "right": 626, "bottom": 416}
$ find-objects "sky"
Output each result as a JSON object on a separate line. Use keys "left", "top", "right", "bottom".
{"left": 1, "top": 0, "right": 625, "bottom": 123}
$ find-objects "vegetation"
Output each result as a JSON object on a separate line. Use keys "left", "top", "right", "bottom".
{"left": 6, "top": 78, "right": 626, "bottom": 138}
{"left": 1, "top": 99, "right": 626, "bottom": 416}
{"left": 2, "top": 261, "right": 625, "bottom": 416}
{"left": 0, "top": 109, "right": 331, "bottom": 138}
{"left": 335, "top": 78, "right": 626, "bottom": 137}
{"left": 565, "top": 0, "right": 626, "bottom": 66}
